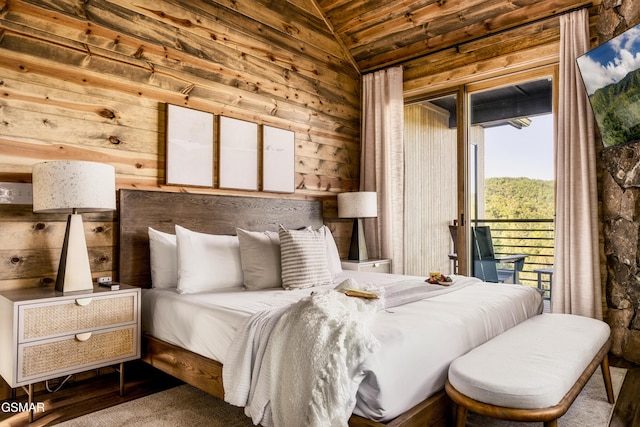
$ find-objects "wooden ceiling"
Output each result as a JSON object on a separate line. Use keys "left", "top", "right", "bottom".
{"left": 314, "top": 0, "right": 594, "bottom": 72}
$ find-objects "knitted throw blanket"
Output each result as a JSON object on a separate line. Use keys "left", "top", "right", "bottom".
{"left": 224, "top": 290, "right": 380, "bottom": 427}
{"left": 223, "top": 277, "right": 478, "bottom": 426}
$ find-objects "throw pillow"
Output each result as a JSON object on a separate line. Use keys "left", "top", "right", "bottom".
{"left": 279, "top": 225, "right": 332, "bottom": 289}
{"left": 236, "top": 228, "right": 282, "bottom": 290}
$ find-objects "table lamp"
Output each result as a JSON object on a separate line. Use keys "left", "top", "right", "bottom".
{"left": 337, "top": 191, "right": 377, "bottom": 261}
{"left": 32, "top": 161, "right": 116, "bottom": 293}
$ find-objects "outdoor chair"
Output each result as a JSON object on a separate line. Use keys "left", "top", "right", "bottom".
{"left": 471, "top": 226, "right": 527, "bottom": 283}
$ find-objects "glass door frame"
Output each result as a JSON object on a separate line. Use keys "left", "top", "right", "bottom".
{"left": 406, "top": 65, "right": 558, "bottom": 277}
{"left": 455, "top": 85, "right": 470, "bottom": 276}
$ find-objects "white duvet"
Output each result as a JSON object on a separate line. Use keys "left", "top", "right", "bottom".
{"left": 142, "top": 271, "right": 543, "bottom": 423}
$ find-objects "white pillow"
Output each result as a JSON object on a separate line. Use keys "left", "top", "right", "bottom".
{"left": 148, "top": 227, "right": 178, "bottom": 288}
{"left": 175, "top": 225, "right": 243, "bottom": 294}
{"left": 279, "top": 225, "right": 332, "bottom": 290}
{"left": 236, "top": 228, "right": 282, "bottom": 290}
{"left": 323, "top": 225, "right": 342, "bottom": 277}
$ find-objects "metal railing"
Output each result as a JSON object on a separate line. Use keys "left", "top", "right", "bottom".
{"left": 472, "top": 218, "right": 554, "bottom": 293}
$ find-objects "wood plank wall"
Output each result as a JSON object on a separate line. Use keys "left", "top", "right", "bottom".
{"left": 0, "top": 0, "right": 360, "bottom": 189}
{"left": 0, "top": 0, "right": 360, "bottom": 291}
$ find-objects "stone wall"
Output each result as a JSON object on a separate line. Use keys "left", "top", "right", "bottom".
{"left": 598, "top": 0, "right": 640, "bottom": 363}
{"left": 603, "top": 146, "right": 640, "bottom": 362}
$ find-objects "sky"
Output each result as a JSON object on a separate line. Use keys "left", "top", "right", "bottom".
{"left": 484, "top": 114, "right": 554, "bottom": 181}
{"left": 576, "top": 23, "right": 640, "bottom": 95}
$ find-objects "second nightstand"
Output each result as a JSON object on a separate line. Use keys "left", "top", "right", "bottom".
{"left": 341, "top": 259, "right": 392, "bottom": 274}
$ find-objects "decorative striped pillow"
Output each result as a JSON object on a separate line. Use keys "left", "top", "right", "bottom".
{"left": 279, "top": 225, "right": 332, "bottom": 289}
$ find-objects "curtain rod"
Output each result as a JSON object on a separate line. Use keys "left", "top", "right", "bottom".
{"left": 363, "top": 2, "right": 594, "bottom": 75}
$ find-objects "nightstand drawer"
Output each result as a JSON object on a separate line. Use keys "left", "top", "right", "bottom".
{"left": 18, "top": 325, "right": 137, "bottom": 383}
{"left": 359, "top": 261, "right": 391, "bottom": 273}
{"left": 341, "top": 259, "right": 391, "bottom": 273}
{"left": 19, "top": 292, "right": 137, "bottom": 342}
{"left": 360, "top": 262, "right": 391, "bottom": 273}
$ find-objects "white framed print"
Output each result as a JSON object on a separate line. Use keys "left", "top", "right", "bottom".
{"left": 219, "top": 116, "right": 258, "bottom": 191}
{"left": 165, "top": 104, "right": 215, "bottom": 187}
{"left": 263, "top": 125, "right": 295, "bottom": 193}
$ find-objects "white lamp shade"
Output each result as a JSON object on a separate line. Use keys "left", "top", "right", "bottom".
{"left": 337, "top": 191, "right": 377, "bottom": 218}
{"left": 32, "top": 161, "right": 116, "bottom": 213}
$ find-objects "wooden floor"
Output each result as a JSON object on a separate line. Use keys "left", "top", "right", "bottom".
{"left": 0, "top": 361, "right": 181, "bottom": 426}
{"left": 0, "top": 358, "right": 639, "bottom": 426}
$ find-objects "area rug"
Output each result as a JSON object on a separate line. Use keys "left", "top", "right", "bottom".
{"left": 57, "top": 384, "right": 253, "bottom": 427}
{"left": 58, "top": 367, "right": 626, "bottom": 427}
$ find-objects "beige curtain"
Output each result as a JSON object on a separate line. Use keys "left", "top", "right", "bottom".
{"left": 360, "top": 66, "right": 405, "bottom": 274}
{"left": 553, "top": 9, "right": 602, "bottom": 319}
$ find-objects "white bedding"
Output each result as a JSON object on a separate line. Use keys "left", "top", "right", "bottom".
{"left": 142, "top": 270, "right": 543, "bottom": 422}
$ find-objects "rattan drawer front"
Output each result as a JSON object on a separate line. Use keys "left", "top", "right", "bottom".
{"left": 19, "top": 326, "right": 136, "bottom": 382}
{"left": 20, "top": 293, "right": 136, "bottom": 341}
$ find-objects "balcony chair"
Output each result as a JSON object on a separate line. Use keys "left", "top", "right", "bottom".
{"left": 472, "top": 226, "right": 527, "bottom": 283}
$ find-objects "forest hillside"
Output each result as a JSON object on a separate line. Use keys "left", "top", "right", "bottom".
{"left": 588, "top": 67, "right": 640, "bottom": 148}
{"left": 483, "top": 177, "right": 555, "bottom": 283}
{"left": 485, "top": 177, "right": 554, "bottom": 219}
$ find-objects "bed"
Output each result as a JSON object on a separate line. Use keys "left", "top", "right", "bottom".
{"left": 118, "top": 189, "right": 543, "bottom": 427}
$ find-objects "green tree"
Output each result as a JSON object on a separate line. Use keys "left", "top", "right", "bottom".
{"left": 484, "top": 177, "right": 555, "bottom": 267}
{"left": 485, "top": 177, "right": 554, "bottom": 220}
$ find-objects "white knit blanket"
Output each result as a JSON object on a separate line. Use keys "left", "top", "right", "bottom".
{"left": 223, "top": 277, "right": 477, "bottom": 426}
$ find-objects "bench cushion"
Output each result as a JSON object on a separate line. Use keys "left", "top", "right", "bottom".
{"left": 448, "top": 313, "right": 610, "bottom": 409}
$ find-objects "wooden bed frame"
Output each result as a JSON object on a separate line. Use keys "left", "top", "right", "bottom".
{"left": 118, "top": 189, "right": 452, "bottom": 427}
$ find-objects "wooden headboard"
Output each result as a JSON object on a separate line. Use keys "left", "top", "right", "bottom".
{"left": 118, "top": 189, "right": 323, "bottom": 287}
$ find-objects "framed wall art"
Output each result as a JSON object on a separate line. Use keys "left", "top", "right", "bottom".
{"left": 262, "top": 125, "right": 295, "bottom": 193}
{"left": 165, "top": 104, "right": 215, "bottom": 187}
{"left": 219, "top": 116, "right": 259, "bottom": 191}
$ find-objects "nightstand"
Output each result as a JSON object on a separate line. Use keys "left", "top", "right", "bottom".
{"left": 341, "top": 259, "right": 392, "bottom": 274}
{"left": 0, "top": 285, "right": 141, "bottom": 421}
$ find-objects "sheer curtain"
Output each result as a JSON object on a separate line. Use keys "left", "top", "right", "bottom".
{"left": 360, "top": 66, "right": 405, "bottom": 274}
{"left": 554, "top": 9, "right": 602, "bottom": 319}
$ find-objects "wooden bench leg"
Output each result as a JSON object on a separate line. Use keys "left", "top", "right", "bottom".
{"left": 454, "top": 404, "right": 468, "bottom": 427}
{"left": 544, "top": 419, "right": 558, "bottom": 427}
{"left": 600, "top": 354, "right": 615, "bottom": 404}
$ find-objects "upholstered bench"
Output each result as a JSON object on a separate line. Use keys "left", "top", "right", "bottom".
{"left": 445, "top": 314, "right": 614, "bottom": 427}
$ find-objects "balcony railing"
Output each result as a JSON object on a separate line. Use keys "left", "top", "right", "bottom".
{"left": 472, "top": 218, "right": 554, "bottom": 296}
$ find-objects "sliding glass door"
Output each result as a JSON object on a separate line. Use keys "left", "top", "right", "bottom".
{"left": 467, "top": 71, "right": 556, "bottom": 287}
{"left": 403, "top": 67, "right": 556, "bottom": 281}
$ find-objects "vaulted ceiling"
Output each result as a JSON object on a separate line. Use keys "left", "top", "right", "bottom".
{"left": 314, "top": 0, "right": 594, "bottom": 72}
